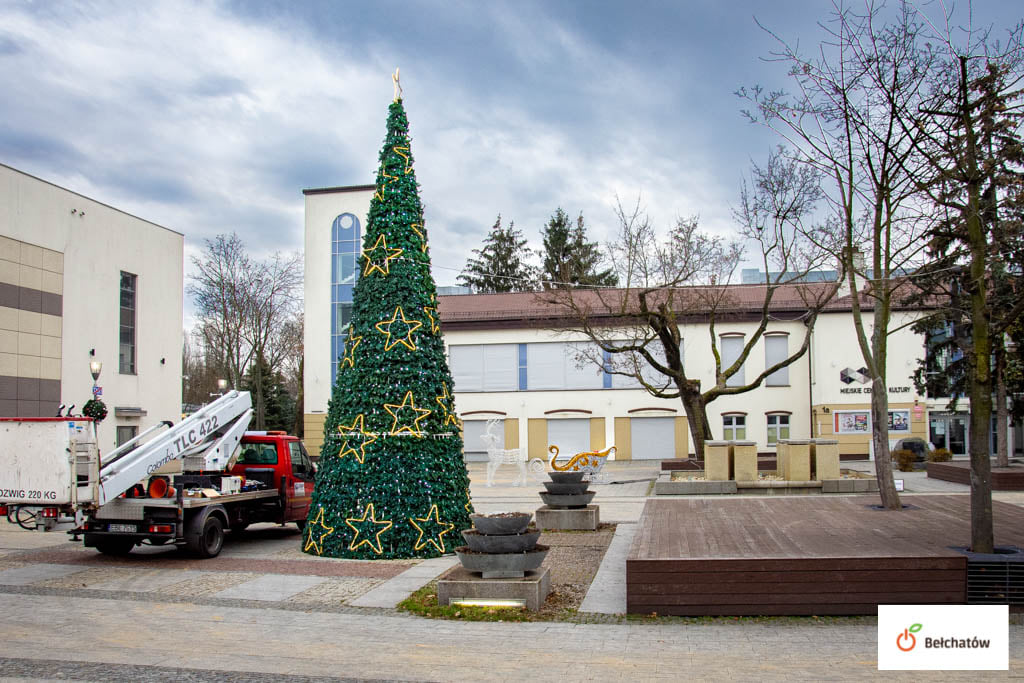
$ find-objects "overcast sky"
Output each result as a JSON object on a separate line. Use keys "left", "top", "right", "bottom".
{"left": 2, "top": 0, "right": 1021, "bottom": 297}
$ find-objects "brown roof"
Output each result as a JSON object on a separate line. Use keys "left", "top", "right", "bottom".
{"left": 436, "top": 281, "right": 928, "bottom": 330}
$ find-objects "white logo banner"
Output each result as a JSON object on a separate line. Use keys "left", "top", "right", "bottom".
{"left": 878, "top": 604, "right": 1008, "bottom": 670}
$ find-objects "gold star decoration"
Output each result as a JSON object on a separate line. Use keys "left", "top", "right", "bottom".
{"left": 384, "top": 390, "right": 432, "bottom": 437}
{"left": 409, "top": 504, "right": 455, "bottom": 554}
{"left": 423, "top": 306, "right": 440, "bottom": 334}
{"left": 410, "top": 222, "right": 427, "bottom": 253}
{"left": 392, "top": 145, "right": 413, "bottom": 174}
{"left": 337, "top": 414, "right": 378, "bottom": 464}
{"left": 375, "top": 306, "right": 423, "bottom": 352}
{"left": 435, "top": 383, "right": 460, "bottom": 429}
{"left": 340, "top": 330, "right": 362, "bottom": 369}
{"left": 303, "top": 507, "right": 335, "bottom": 555}
{"left": 362, "top": 235, "right": 404, "bottom": 277}
{"left": 464, "top": 490, "right": 473, "bottom": 515}
{"left": 346, "top": 502, "right": 393, "bottom": 555}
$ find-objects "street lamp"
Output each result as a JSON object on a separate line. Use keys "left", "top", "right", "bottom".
{"left": 211, "top": 378, "right": 228, "bottom": 399}
{"left": 90, "top": 361, "right": 102, "bottom": 383}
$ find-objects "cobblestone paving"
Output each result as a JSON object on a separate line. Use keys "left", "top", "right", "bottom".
{"left": 0, "top": 559, "right": 26, "bottom": 572}
{"left": 36, "top": 566, "right": 124, "bottom": 589}
{"left": 0, "top": 656, "right": 402, "bottom": 682}
{"left": 285, "top": 577, "right": 386, "bottom": 605}
{"left": 161, "top": 571, "right": 260, "bottom": 597}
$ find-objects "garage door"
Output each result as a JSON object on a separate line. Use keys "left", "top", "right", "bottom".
{"left": 462, "top": 420, "right": 491, "bottom": 462}
{"left": 547, "top": 419, "right": 591, "bottom": 462}
{"left": 630, "top": 417, "right": 676, "bottom": 460}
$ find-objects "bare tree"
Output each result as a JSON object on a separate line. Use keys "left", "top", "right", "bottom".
{"left": 739, "top": 1, "right": 936, "bottom": 509}
{"left": 543, "top": 151, "right": 836, "bottom": 459}
{"left": 188, "top": 233, "right": 303, "bottom": 428}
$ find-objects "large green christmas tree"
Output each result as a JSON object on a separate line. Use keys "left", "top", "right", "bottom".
{"left": 305, "top": 92, "right": 473, "bottom": 559}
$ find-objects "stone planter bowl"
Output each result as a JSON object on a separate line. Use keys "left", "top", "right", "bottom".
{"left": 539, "top": 491, "right": 596, "bottom": 509}
{"left": 542, "top": 481, "right": 590, "bottom": 495}
{"left": 462, "top": 529, "right": 541, "bottom": 553}
{"left": 548, "top": 471, "right": 586, "bottom": 485}
{"left": 455, "top": 544, "right": 549, "bottom": 578}
{"left": 469, "top": 512, "right": 532, "bottom": 536}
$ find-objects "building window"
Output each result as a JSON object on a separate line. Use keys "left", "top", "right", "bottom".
{"left": 119, "top": 271, "right": 137, "bottom": 374}
{"left": 450, "top": 344, "right": 517, "bottom": 392}
{"left": 719, "top": 335, "right": 745, "bottom": 387}
{"left": 764, "top": 335, "right": 789, "bottom": 386}
{"left": 331, "top": 213, "right": 361, "bottom": 385}
{"left": 723, "top": 414, "right": 746, "bottom": 440}
{"left": 116, "top": 425, "right": 138, "bottom": 452}
{"left": 527, "top": 342, "right": 603, "bottom": 391}
{"left": 766, "top": 414, "right": 790, "bottom": 445}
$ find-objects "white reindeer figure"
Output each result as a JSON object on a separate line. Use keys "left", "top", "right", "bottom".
{"left": 482, "top": 418, "right": 545, "bottom": 487}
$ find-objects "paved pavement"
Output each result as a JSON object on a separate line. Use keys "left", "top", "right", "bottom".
{"left": 2, "top": 459, "right": 1024, "bottom": 680}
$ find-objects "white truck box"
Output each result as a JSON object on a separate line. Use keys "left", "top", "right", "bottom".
{"left": 0, "top": 418, "right": 99, "bottom": 507}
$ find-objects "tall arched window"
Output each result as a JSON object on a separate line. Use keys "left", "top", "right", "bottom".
{"left": 331, "top": 213, "right": 361, "bottom": 384}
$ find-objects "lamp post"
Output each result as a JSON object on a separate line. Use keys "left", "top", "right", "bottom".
{"left": 89, "top": 361, "right": 102, "bottom": 395}
{"left": 210, "top": 378, "right": 227, "bottom": 400}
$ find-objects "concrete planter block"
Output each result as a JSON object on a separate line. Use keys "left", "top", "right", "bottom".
{"left": 535, "top": 505, "right": 599, "bottom": 530}
{"left": 853, "top": 479, "right": 870, "bottom": 492}
{"left": 438, "top": 566, "right": 551, "bottom": 611}
{"left": 732, "top": 441, "right": 757, "bottom": 482}
{"left": 812, "top": 439, "right": 841, "bottom": 481}
{"left": 779, "top": 439, "right": 811, "bottom": 482}
{"left": 705, "top": 441, "right": 730, "bottom": 481}
{"left": 653, "top": 477, "right": 738, "bottom": 495}
{"left": 775, "top": 441, "right": 789, "bottom": 478}
{"left": 822, "top": 479, "right": 839, "bottom": 493}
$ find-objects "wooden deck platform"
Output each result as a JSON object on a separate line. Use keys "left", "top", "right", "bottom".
{"left": 626, "top": 495, "right": 1024, "bottom": 616}
{"left": 928, "top": 461, "right": 1024, "bottom": 490}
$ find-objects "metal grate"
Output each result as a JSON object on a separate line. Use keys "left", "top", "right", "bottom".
{"left": 966, "top": 559, "right": 1024, "bottom": 604}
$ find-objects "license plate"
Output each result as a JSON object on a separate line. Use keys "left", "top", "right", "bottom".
{"left": 108, "top": 523, "right": 137, "bottom": 533}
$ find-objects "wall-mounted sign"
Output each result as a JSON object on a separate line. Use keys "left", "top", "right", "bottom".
{"left": 888, "top": 410, "right": 910, "bottom": 433}
{"left": 834, "top": 410, "right": 870, "bottom": 434}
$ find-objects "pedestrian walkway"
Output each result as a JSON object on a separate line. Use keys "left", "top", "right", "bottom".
{"left": 579, "top": 522, "right": 635, "bottom": 614}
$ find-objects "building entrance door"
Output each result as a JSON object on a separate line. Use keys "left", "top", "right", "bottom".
{"left": 929, "top": 413, "right": 969, "bottom": 457}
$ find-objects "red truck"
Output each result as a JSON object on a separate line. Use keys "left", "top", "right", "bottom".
{"left": 0, "top": 392, "right": 317, "bottom": 559}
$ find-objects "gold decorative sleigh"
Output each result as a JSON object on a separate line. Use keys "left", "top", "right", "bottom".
{"left": 547, "top": 445, "right": 616, "bottom": 482}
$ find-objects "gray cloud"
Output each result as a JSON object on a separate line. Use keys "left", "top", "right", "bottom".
{"left": 0, "top": 0, "right": 1021, "bottom": 301}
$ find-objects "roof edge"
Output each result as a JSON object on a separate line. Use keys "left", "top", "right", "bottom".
{"left": 303, "top": 184, "right": 376, "bottom": 196}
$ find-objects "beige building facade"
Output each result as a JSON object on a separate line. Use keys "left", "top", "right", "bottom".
{"left": 0, "top": 163, "right": 184, "bottom": 455}
{"left": 303, "top": 185, "right": 1008, "bottom": 462}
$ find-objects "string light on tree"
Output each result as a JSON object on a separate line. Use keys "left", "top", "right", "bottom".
{"left": 305, "top": 71, "right": 473, "bottom": 559}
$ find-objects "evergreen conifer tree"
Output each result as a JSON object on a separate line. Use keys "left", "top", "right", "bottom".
{"left": 458, "top": 215, "right": 536, "bottom": 292}
{"left": 305, "top": 96, "right": 473, "bottom": 559}
{"left": 540, "top": 209, "right": 617, "bottom": 288}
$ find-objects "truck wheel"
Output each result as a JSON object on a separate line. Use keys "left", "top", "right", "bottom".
{"left": 187, "top": 515, "right": 225, "bottom": 558}
{"left": 94, "top": 538, "right": 136, "bottom": 556}
{"left": 294, "top": 519, "right": 306, "bottom": 532}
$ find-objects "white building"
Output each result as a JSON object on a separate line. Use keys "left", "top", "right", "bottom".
{"left": 302, "top": 185, "right": 1014, "bottom": 461}
{"left": 0, "top": 163, "right": 183, "bottom": 454}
